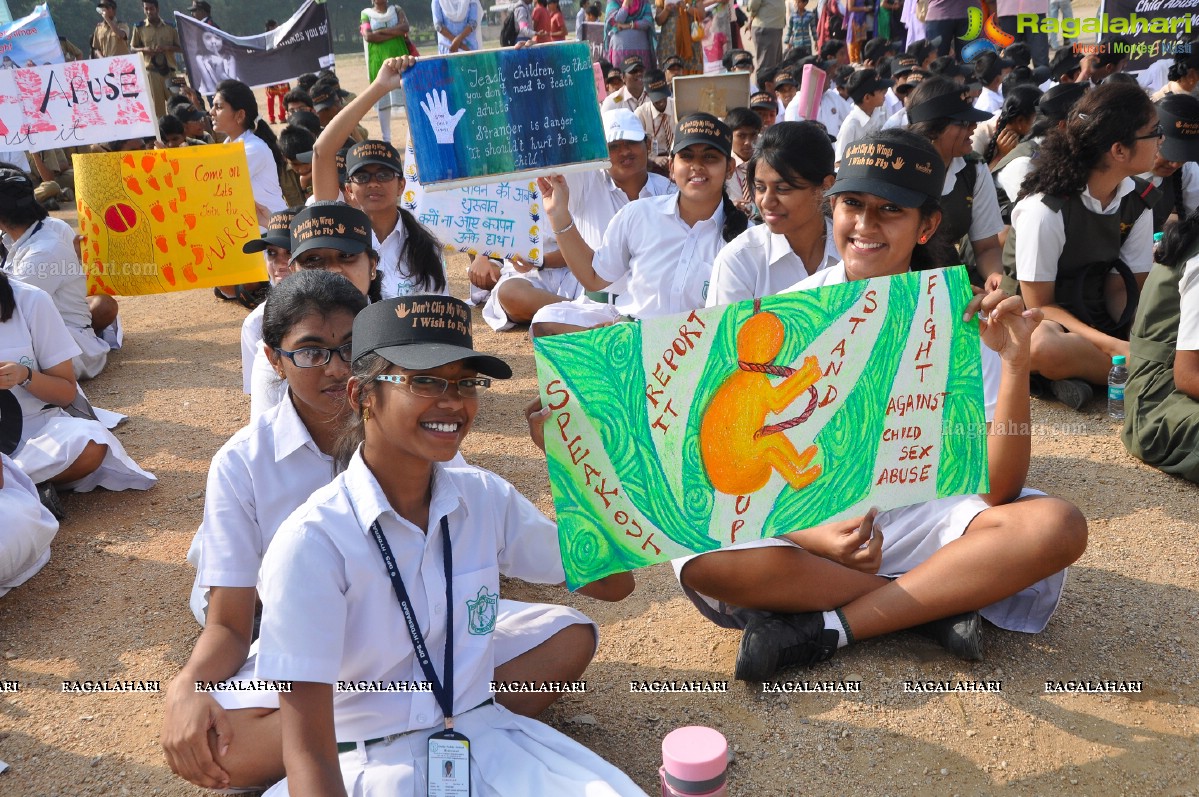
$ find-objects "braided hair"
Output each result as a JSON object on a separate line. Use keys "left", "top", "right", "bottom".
{"left": 983, "top": 84, "right": 1042, "bottom": 165}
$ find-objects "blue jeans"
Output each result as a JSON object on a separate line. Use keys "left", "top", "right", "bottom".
{"left": 997, "top": 15, "right": 1050, "bottom": 67}
{"left": 1047, "top": 0, "right": 1075, "bottom": 47}
{"left": 923, "top": 17, "right": 971, "bottom": 58}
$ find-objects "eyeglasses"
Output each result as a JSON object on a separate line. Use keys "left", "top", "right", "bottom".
{"left": 274, "top": 342, "right": 353, "bottom": 368}
{"left": 1133, "top": 123, "right": 1164, "bottom": 141}
{"left": 948, "top": 118, "right": 976, "bottom": 128}
{"left": 375, "top": 374, "right": 492, "bottom": 397}
{"left": 348, "top": 170, "right": 399, "bottom": 184}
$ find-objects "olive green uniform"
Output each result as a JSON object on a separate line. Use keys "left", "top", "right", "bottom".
{"left": 1121, "top": 254, "right": 1199, "bottom": 482}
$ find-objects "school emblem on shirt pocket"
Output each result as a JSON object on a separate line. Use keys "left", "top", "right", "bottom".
{"left": 466, "top": 586, "right": 498, "bottom": 635}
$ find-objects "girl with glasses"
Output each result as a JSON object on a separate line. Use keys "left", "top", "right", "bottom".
{"left": 707, "top": 121, "right": 841, "bottom": 306}
{"left": 674, "top": 129, "right": 1087, "bottom": 681}
{"left": 165, "top": 279, "right": 605, "bottom": 792}
{"left": 252, "top": 296, "right": 642, "bottom": 797}
{"left": 310, "top": 57, "right": 447, "bottom": 302}
{"left": 1004, "top": 81, "right": 1162, "bottom": 410}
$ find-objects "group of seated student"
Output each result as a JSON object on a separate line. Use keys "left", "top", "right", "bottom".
{"left": 0, "top": 21, "right": 1181, "bottom": 796}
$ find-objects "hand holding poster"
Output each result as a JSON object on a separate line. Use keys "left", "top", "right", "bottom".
{"left": 400, "top": 141, "right": 545, "bottom": 266}
{"left": 402, "top": 42, "right": 609, "bottom": 191}
{"left": 74, "top": 143, "right": 267, "bottom": 296}
{"left": 534, "top": 267, "right": 989, "bottom": 589}
{"left": 0, "top": 56, "right": 155, "bottom": 152}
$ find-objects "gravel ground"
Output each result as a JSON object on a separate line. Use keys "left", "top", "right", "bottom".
{"left": 0, "top": 54, "right": 1197, "bottom": 797}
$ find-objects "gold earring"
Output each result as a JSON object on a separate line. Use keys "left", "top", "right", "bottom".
{"left": 362, "top": 406, "right": 371, "bottom": 422}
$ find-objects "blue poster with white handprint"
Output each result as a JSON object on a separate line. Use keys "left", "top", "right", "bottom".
{"left": 402, "top": 42, "right": 609, "bottom": 191}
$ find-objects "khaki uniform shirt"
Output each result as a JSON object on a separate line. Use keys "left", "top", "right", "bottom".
{"left": 91, "top": 20, "right": 132, "bottom": 57}
{"left": 130, "top": 19, "right": 180, "bottom": 75}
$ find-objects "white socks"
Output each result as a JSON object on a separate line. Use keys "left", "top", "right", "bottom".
{"left": 822, "top": 610, "right": 850, "bottom": 649}
{"left": 378, "top": 107, "right": 392, "bottom": 143}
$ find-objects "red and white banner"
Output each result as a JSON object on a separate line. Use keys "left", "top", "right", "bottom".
{"left": 0, "top": 55, "right": 156, "bottom": 153}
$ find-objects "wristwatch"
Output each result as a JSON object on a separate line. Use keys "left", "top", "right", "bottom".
{"left": 17, "top": 365, "right": 32, "bottom": 387}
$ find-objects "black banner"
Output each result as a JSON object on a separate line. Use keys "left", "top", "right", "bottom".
{"left": 1095, "top": 0, "right": 1199, "bottom": 70}
{"left": 176, "top": 0, "right": 335, "bottom": 95}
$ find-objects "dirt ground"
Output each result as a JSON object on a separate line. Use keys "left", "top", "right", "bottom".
{"left": 1, "top": 55, "right": 1198, "bottom": 797}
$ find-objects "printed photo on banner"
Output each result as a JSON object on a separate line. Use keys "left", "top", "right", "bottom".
{"left": 73, "top": 143, "right": 267, "bottom": 296}
{"left": 401, "top": 42, "right": 609, "bottom": 191}
{"left": 672, "top": 72, "right": 752, "bottom": 124}
{"left": 0, "top": 56, "right": 155, "bottom": 152}
{"left": 534, "top": 267, "right": 990, "bottom": 589}
{"left": 0, "top": 4, "right": 64, "bottom": 69}
{"left": 400, "top": 140, "right": 545, "bottom": 266}
{"left": 175, "top": 0, "right": 334, "bottom": 95}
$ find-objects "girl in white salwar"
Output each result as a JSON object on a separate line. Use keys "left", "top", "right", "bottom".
{"left": 254, "top": 294, "right": 646, "bottom": 797}
{"left": 0, "top": 272, "right": 153, "bottom": 503}
{"left": 0, "top": 393, "right": 58, "bottom": 598}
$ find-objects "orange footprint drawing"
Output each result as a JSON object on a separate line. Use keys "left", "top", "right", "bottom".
{"left": 150, "top": 201, "right": 164, "bottom": 222}
{"left": 699, "top": 309, "right": 823, "bottom": 496}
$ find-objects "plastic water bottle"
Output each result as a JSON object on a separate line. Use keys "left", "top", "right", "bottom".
{"left": 1108, "top": 355, "right": 1128, "bottom": 420}
{"left": 660, "top": 726, "right": 727, "bottom": 797}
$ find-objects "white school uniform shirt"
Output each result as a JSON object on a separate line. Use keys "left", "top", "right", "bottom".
{"left": 995, "top": 135, "right": 1043, "bottom": 204}
{"left": 816, "top": 88, "right": 851, "bottom": 139}
{"left": 240, "top": 303, "right": 265, "bottom": 394}
{"left": 591, "top": 192, "right": 726, "bottom": 319}
{"left": 567, "top": 169, "right": 676, "bottom": 249}
{"left": 0, "top": 452, "right": 58, "bottom": 598}
{"left": 255, "top": 452, "right": 567, "bottom": 741}
{"left": 1137, "top": 58, "right": 1171, "bottom": 95}
{"left": 834, "top": 105, "right": 885, "bottom": 164}
{"left": 883, "top": 86, "right": 904, "bottom": 118}
{"left": 1, "top": 280, "right": 81, "bottom": 420}
{"left": 1179, "top": 254, "right": 1199, "bottom": 350}
{"left": 882, "top": 107, "right": 909, "bottom": 129}
{"left": 235, "top": 130, "right": 287, "bottom": 217}
{"left": 944, "top": 157, "right": 1005, "bottom": 242}
{"left": 706, "top": 216, "right": 839, "bottom": 307}
{"left": 974, "top": 85, "right": 1004, "bottom": 115}
{"left": 634, "top": 99, "right": 675, "bottom": 160}
{"left": 2, "top": 217, "right": 108, "bottom": 379}
{"left": 600, "top": 87, "right": 648, "bottom": 113}
{"left": 1010, "top": 177, "right": 1155, "bottom": 282}
{"left": 724, "top": 154, "right": 749, "bottom": 204}
{"left": 372, "top": 217, "right": 449, "bottom": 300}
{"left": 193, "top": 395, "right": 336, "bottom": 594}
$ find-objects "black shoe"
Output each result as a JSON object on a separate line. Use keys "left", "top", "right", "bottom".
{"left": 912, "top": 611, "right": 983, "bottom": 662}
{"left": 1028, "top": 373, "right": 1051, "bottom": 400}
{"left": 1050, "top": 378, "right": 1093, "bottom": 411}
{"left": 37, "top": 481, "right": 67, "bottom": 521}
{"left": 734, "top": 612, "right": 839, "bottom": 682}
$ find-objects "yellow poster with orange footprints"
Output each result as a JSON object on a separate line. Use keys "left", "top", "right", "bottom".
{"left": 73, "top": 144, "right": 267, "bottom": 296}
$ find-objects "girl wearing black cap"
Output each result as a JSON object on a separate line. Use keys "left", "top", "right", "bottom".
{"left": 1005, "top": 81, "right": 1161, "bottom": 409}
{"left": 310, "top": 56, "right": 447, "bottom": 301}
{"left": 250, "top": 295, "right": 642, "bottom": 797}
{"left": 249, "top": 202, "right": 383, "bottom": 419}
{"left": 708, "top": 121, "right": 840, "bottom": 305}
{"left": 165, "top": 275, "right": 608, "bottom": 791}
{"left": 0, "top": 167, "right": 115, "bottom": 380}
{"left": 0, "top": 270, "right": 155, "bottom": 513}
{"left": 1142, "top": 94, "right": 1199, "bottom": 235}
{"left": 1121, "top": 206, "right": 1199, "bottom": 483}
{"left": 906, "top": 77, "right": 1007, "bottom": 291}
{"left": 544, "top": 112, "right": 749, "bottom": 319}
{"left": 993, "top": 82, "right": 1087, "bottom": 221}
{"left": 676, "top": 128, "right": 1086, "bottom": 682}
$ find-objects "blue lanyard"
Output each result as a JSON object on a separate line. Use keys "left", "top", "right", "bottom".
{"left": 369, "top": 515, "right": 455, "bottom": 728}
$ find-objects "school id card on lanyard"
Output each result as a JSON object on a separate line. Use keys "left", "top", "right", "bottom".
{"left": 369, "top": 516, "right": 471, "bottom": 797}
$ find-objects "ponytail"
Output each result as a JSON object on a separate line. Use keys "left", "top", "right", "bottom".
{"left": 398, "top": 209, "right": 448, "bottom": 293}
{"left": 253, "top": 118, "right": 286, "bottom": 174}
{"left": 720, "top": 189, "right": 749, "bottom": 243}
{"left": 0, "top": 271, "right": 14, "bottom": 322}
{"left": 1156, "top": 210, "right": 1199, "bottom": 268}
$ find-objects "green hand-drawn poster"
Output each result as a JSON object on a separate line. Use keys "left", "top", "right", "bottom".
{"left": 534, "top": 266, "right": 990, "bottom": 590}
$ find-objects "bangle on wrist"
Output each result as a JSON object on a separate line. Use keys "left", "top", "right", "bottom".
{"left": 18, "top": 365, "right": 33, "bottom": 387}
{"left": 552, "top": 218, "right": 575, "bottom": 236}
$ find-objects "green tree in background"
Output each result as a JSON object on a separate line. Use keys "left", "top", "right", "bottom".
{"left": 9, "top": 0, "right": 434, "bottom": 58}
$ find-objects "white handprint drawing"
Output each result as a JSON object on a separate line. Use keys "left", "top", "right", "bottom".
{"left": 419, "top": 90, "right": 467, "bottom": 145}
